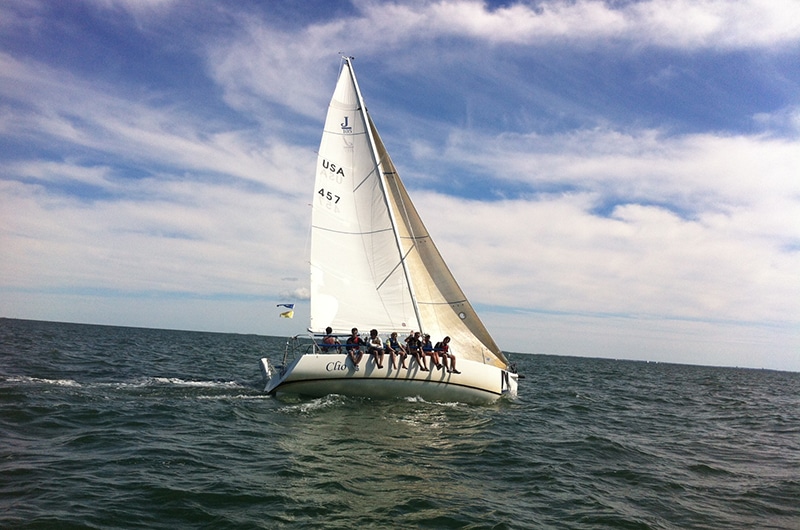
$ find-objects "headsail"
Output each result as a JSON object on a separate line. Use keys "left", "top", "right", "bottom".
{"left": 309, "top": 58, "right": 507, "bottom": 368}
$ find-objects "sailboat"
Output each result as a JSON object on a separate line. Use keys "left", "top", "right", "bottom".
{"left": 259, "top": 57, "right": 519, "bottom": 403}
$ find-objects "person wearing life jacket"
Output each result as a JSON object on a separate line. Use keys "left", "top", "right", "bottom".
{"left": 405, "top": 331, "right": 427, "bottom": 371}
{"left": 385, "top": 331, "right": 407, "bottom": 369}
{"left": 435, "top": 336, "right": 460, "bottom": 374}
{"left": 422, "top": 333, "right": 442, "bottom": 370}
{"left": 346, "top": 327, "right": 365, "bottom": 369}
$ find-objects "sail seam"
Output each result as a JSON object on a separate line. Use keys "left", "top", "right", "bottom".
{"left": 416, "top": 300, "right": 468, "bottom": 305}
{"left": 312, "top": 226, "right": 393, "bottom": 236}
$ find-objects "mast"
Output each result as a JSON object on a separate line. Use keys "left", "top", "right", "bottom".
{"left": 342, "top": 57, "right": 424, "bottom": 334}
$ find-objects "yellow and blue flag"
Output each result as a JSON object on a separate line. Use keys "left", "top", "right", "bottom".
{"left": 277, "top": 303, "right": 294, "bottom": 318}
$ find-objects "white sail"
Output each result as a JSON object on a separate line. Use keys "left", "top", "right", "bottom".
{"left": 309, "top": 58, "right": 507, "bottom": 368}
{"left": 310, "top": 60, "right": 417, "bottom": 335}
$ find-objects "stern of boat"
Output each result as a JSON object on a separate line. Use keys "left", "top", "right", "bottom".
{"left": 260, "top": 357, "right": 280, "bottom": 393}
{"left": 502, "top": 369, "right": 519, "bottom": 399}
{"left": 261, "top": 356, "right": 292, "bottom": 394}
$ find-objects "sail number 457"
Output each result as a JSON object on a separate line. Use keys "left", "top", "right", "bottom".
{"left": 318, "top": 188, "right": 341, "bottom": 204}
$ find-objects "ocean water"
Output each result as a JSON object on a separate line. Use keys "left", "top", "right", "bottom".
{"left": 1, "top": 318, "right": 798, "bottom": 529}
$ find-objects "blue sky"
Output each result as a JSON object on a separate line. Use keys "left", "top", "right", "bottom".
{"left": 2, "top": 0, "right": 799, "bottom": 371}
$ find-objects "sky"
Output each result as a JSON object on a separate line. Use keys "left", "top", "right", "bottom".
{"left": 1, "top": 0, "right": 799, "bottom": 371}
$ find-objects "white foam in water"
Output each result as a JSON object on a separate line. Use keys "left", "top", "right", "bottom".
{"left": 5, "top": 376, "right": 82, "bottom": 387}
{"left": 8, "top": 377, "right": 248, "bottom": 392}
{"left": 280, "top": 394, "right": 346, "bottom": 414}
{"left": 197, "top": 394, "right": 272, "bottom": 400}
{"left": 150, "top": 377, "right": 242, "bottom": 388}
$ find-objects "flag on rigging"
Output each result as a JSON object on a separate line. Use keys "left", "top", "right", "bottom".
{"left": 276, "top": 303, "right": 294, "bottom": 309}
{"left": 279, "top": 310, "right": 294, "bottom": 319}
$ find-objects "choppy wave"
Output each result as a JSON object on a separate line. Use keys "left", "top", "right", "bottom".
{"left": 1, "top": 319, "right": 798, "bottom": 529}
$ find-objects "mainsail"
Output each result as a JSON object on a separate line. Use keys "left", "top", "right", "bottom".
{"left": 310, "top": 58, "right": 507, "bottom": 368}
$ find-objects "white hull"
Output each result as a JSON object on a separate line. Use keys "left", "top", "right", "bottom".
{"left": 260, "top": 353, "right": 518, "bottom": 404}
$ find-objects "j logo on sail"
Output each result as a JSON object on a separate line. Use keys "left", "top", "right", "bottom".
{"left": 341, "top": 115, "right": 352, "bottom": 134}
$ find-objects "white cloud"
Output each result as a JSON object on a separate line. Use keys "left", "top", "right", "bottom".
{"left": 349, "top": 0, "right": 800, "bottom": 49}
{"left": 418, "top": 189, "right": 799, "bottom": 321}
{"left": 0, "top": 52, "right": 312, "bottom": 197}
{"left": 204, "top": 0, "right": 800, "bottom": 123}
{"left": 0, "top": 52, "right": 312, "bottom": 302}
{"left": 2, "top": 0, "right": 799, "bottom": 370}
{"left": 437, "top": 127, "right": 800, "bottom": 220}
{"left": 405, "top": 125, "right": 800, "bottom": 331}
{"left": 753, "top": 105, "right": 800, "bottom": 136}
{"left": 0, "top": 176, "right": 308, "bottom": 295}
{"left": 627, "top": 0, "right": 800, "bottom": 49}
{"left": 206, "top": 20, "right": 339, "bottom": 120}
{"left": 84, "top": 0, "right": 179, "bottom": 15}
